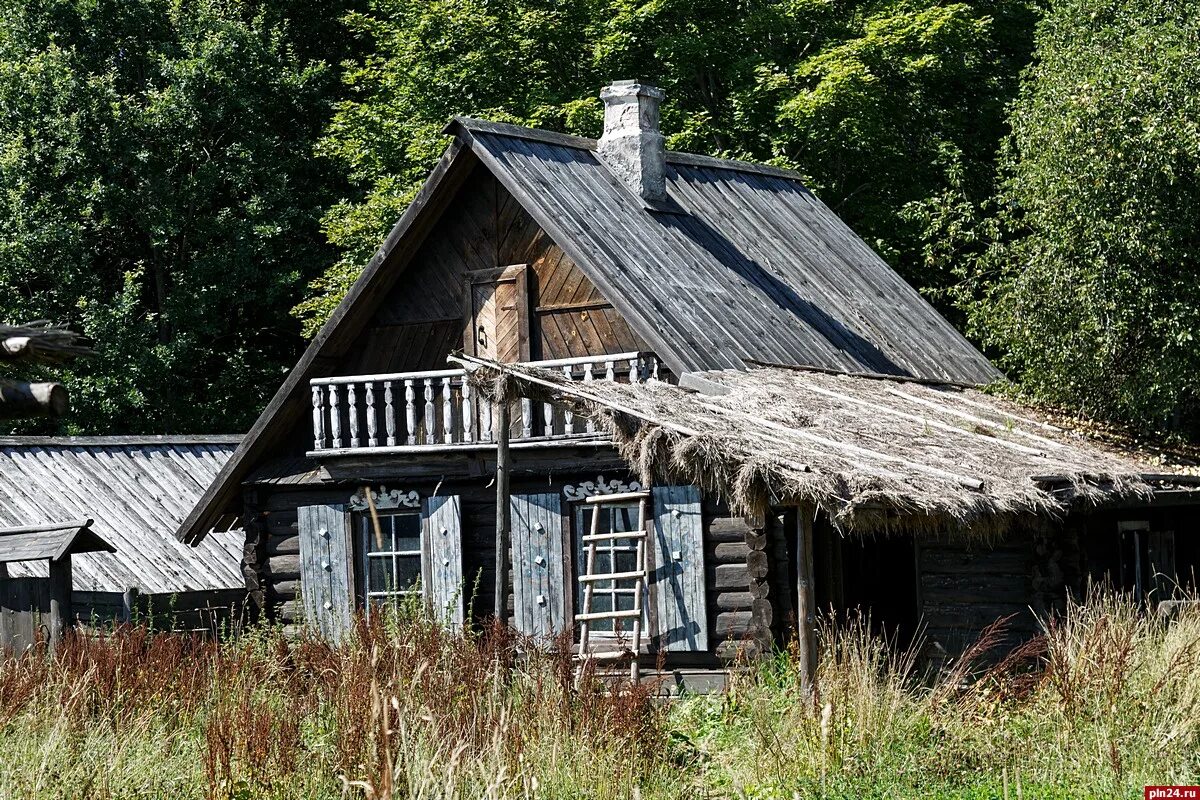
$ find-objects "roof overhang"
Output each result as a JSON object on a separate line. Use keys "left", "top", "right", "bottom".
{"left": 461, "top": 357, "right": 1200, "bottom": 535}
{"left": 0, "top": 519, "right": 115, "bottom": 563}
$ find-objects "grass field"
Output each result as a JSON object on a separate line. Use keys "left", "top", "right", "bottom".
{"left": 0, "top": 592, "right": 1197, "bottom": 799}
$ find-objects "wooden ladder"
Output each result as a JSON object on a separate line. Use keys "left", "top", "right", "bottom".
{"left": 574, "top": 490, "right": 650, "bottom": 687}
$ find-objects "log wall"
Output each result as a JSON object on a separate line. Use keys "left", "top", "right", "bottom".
{"left": 251, "top": 474, "right": 755, "bottom": 664}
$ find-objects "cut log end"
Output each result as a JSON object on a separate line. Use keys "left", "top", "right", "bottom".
{"left": 0, "top": 381, "right": 69, "bottom": 418}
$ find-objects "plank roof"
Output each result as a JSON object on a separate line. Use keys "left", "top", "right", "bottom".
{"left": 2, "top": 438, "right": 244, "bottom": 593}
{"left": 176, "top": 117, "right": 1000, "bottom": 543}
{"left": 453, "top": 118, "right": 1000, "bottom": 383}
{"left": 0, "top": 520, "right": 114, "bottom": 563}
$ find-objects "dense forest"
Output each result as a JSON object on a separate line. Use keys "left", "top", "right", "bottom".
{"left": 0, "top": 0, "right": 1196, "bottom": 436}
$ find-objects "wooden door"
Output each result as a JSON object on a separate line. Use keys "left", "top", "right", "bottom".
{"left": 464, "top": 265, "right": 530, "bottom": 363}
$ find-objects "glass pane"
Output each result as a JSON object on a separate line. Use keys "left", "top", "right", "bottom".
{"left": 395, "top": 554, "right": 421, "bottom": 591}
{"left": 591, "top": 593, "right": 613, "bottom": 614}
{"left": 390, "top": 513, "right": 422, "bottom": 552}
{"left": 367, "top": 555, "right": 394, "bottom": 594}
{"left": 614, "top": 550, "right": 637, "bottom": 573}
{"left": 616, "top": 593, "right": 635, "bottom": 611}
{"left": 612, "top": 506, "right": 637, "bottom": 533}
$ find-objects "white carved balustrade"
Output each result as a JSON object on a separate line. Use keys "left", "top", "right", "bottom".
{"left": 309, "top": 352, "right": 660, "bottom": 453}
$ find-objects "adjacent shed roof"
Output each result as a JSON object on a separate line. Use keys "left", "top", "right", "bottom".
{"left": 0, "top": 520, "right": 114, "bottom": 563}
{"left": 476, "top": 360, "right": 1199, "bottom": 534}
{"left": 2, "top": 437, "right": 244, "bottom": 593}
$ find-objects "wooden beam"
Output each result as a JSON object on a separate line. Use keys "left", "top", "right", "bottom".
{"left": 48, "top": 556, "right": 72, "bottom": 654}
{"left": 493, "top": 397, "right": 512, "bottom": 624}
{"left": 796, "top": 505, "right": 818, "bottom": 694}
{"left": 0, "top": 381, "right": 68, "bottom": 418}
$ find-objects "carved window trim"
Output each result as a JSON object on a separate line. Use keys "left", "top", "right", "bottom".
{"left": 562, "top": 475, "right": 642, "bottom": 502}
{"left": 348, "top": 485, "right": 420, "bottom": 512}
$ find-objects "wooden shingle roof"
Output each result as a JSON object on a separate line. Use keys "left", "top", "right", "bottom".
{"left": 177, "top": 117, "right": 1000, "bottom": 544}
{"left": 453, "top": 118, "right": 1000, "bottom": 384}
{"left": 1, "top": 437, "right": 244, "bottom": 593}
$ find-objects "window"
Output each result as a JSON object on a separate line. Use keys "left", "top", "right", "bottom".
{"left": 574, "top": 502, "right": 644, "bottom": 637}
{"left": 360, "top": 511, "right": 423, "bottom": 611}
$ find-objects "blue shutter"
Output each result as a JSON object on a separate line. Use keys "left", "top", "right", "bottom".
{"left": 510, "top": 493, "right": 565, "bottom": 638}
{"left": 298, "top": 503, "right": 353, "bottom": 643}
{"left": 423, "top": 495, "right": 464, "bottom": 628}
{"left": 652, "top": 486, "right": 708, "bottom": 651}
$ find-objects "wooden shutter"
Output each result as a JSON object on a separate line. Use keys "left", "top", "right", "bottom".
{"left": 298, "top": 503, "right": 353, "bottom": 643}
{"left": 652, "top": 485, "right": 708, "bottom": 651}
{"left": 423, "top": 494, "right": 464, "bottom": 628}
{"left": 510, "top": 492, "right": 565, "bottom": 638}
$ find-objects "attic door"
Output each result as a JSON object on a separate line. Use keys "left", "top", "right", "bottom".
{"left": 464, "top": 265, "right": 530, "bottom": 363}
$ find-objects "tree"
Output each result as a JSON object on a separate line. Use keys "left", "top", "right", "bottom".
{"left": 0, "top": 0, "right": 351, "bottom": 433}
{"left": 297, "top": 0, "right": 1037, "bottom": 335}
{"left": 955, "top": 0, "right": 1200, "bottom": 431}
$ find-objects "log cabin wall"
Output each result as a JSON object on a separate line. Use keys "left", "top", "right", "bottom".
{"left": 916, "top": 532, "right": 1039, "bottom": 657}
{"left": 247, "top": 473, "right": 755, "bottom": 663}
{"left": 345, "top": 164, "right": 646, "bottom": 377}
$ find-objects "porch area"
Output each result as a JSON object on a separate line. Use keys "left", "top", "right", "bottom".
{"left": 308, "top": 352, "right": 661, "bottom": 456}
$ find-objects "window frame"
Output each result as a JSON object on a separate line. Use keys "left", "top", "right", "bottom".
{"left": 358, "top": 508, "right": 425, "bottom": 616}
{"left": 571, "top": 500, "right": 648, "bottom": 643}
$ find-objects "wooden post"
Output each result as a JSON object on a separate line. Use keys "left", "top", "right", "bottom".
{"left": 796, "top": 505, "right": 818, "bottom": 693}
{"left": 493, "top": 395, "right": 512, "bottom": 624}
{"left": 48, "top": 556, "right": 72, "bottom": 654}
{"left": 122, "top": 586, "right": 140, "bottom": 624}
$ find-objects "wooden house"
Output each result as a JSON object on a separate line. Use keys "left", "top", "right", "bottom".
{"left": 0, "top": 436, "right": 246, "bottom": 649}
{"left": 176, "top": 81, "right": 1200, "bottom": 689}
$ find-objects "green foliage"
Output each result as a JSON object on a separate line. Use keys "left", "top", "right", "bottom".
{"left": 0, "top": 0, "right": 350, "bottom": 433}
{"left": 951, "top": 0, "right": 1200, "bottom": 431}
{"left": 299, "top": 0, "right": 1037, "bottom": 335}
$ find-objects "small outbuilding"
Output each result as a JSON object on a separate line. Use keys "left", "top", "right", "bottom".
{"left": 0, "top": 436, "right": 247, "bottom": 646}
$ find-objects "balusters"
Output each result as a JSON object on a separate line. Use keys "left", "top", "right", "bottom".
{"left": 605, "top": 360, "right": 615, "bottom": 382}
{"left": 442, "top": 377, "right": 454, "bottom": 444}
{"left": 520, "top": 398, "right": 533, "bottom": 439}
{"left": 583, "top": 362, "right": 596, "bottom": 433}
{"left": 424, "top": 378, "right": 436, "bottom": 445}
{"left": 480, "top": 396, "right": 493, "bottom": 442}
{"left": 384, "top": 381, "right": 397, "bottom": 446}
{"left": 329, "top": 385, "right": 342, "bottom": 449}
{"left": 543, "top": 398, "right": 554, "bottom": 437}
{"left": 311, "top": 386, "right": 326, "bottom": 450}
{"left": 629, "top": 357, "right": 641, "bottom": 384}
{"left": 405, "top": 379, "right": 417, "bottom": 446}
{"left": 347, "top": 384, "right": 359, "bottom": 447}
{"left": 462, "top": 380, "right": 474, "bottom": 443}
{"left": 649, "top": 355, "right": 660, "bottom": 381}
{"left": 562, "top": 365, "right": 575, "bottom": 435}
{"left": 365, "top": 383, "right": 377, "bottom": 446}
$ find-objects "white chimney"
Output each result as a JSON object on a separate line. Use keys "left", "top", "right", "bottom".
{"left": 598, "top": 80, "right": 667, "bottom": 202}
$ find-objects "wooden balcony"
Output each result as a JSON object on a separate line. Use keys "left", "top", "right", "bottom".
{"left": 308, "top": 352, "right": 661, "bottom": 456}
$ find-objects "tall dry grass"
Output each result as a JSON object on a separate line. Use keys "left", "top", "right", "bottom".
{"left": 1, "top": 591, "right": 1198, "bottom": 799}
{"left": 673, "top": 590, "right": 1200, "bottom": 798}
{"left": 0, "top": 613, "right": 681, "bottom": 800}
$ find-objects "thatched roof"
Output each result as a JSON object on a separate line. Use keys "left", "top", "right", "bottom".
{"left": 469, "top": 359, "right": 1200, "bottom": 535}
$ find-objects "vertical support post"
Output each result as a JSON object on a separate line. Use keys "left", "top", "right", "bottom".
{"left": 48, "top": 556, "right": 72, "bottom": 655}
{"left": 493, "top": 394, "right": 512, "bottom": 624}
{"left": 796, "top": 505, "right": 818, "bottom": 694}
{"left": 122, "top": 586, "right": 140, "bottom": 624}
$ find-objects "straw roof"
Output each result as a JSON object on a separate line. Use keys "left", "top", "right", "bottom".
{"left": 470, "top": 360, "right": 1200, "bottom": 535}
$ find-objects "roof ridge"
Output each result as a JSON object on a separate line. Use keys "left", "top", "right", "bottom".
{"left": 0, "top": 435, "right": 243, "bottom": 446}
{"left": 447, "top": 116, "right": 809, "bottom": 183}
